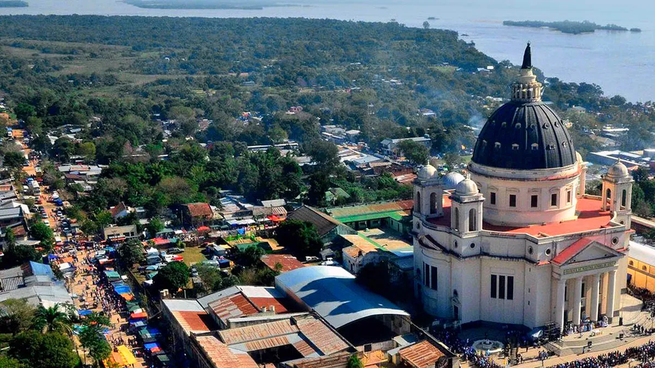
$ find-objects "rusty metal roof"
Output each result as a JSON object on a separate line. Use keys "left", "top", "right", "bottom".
{"left": 399, "top": 341, "right": 446, "bottom": 368}
{"left": 208, "top": 293, "right": 259, "bottom": 324}
{"left": 194, "top": 335, "right": 258, "bottom": 368}
{"left": 219, "top": 319, "right": 299, "bottom": 345}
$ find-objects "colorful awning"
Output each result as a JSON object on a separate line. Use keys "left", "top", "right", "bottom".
{"left": 117, "top": 345, "right": 137, "bottom": 365}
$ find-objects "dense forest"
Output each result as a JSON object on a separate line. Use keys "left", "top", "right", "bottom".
{"left": 0, "top": 15, "right": 652, "bottom": 213}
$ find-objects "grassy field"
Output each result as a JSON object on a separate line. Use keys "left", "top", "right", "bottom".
{"left": 180, "top": 246, "right": 208, "bottom": 266}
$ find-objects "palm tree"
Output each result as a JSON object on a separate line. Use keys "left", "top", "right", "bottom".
{"left": 33, "top": 304, "right": 72, "bottom": 334}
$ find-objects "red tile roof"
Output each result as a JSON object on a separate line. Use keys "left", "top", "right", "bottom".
{"left": 260, "top": 254, "right": 305, "bottom": 273}
{"left": 551, "top": 237, "right": 595, "bottom": 265}
{"left": 109, "top": 202, "right": 127, "bottom": 218}
{"left": 194, "top": 335, "right": 258, "bottom": 368}
{"left": 184, "top": 203, "right": 213, "bottom": 218}
{"left": 208, "top": 293, "right": 259, "bottom": 323}
{"left": 399, "top": 341, "right": 446, "bottom": 368}
{"left": 428, "top": 196, "right": 614, "bottom": 237}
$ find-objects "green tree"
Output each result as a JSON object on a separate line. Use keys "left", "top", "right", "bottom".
{"left": 117, "top": 238, "right": 145, "bottom": 266}
{"left": 32, "top": 304, "right": 71, "bottom": 334}
{"left": 0, "top": 356, "right": 22, "bottom": 368}
{"left": 0, "top": 298, "right": 35, "bottom": 335}
{"left": 276, "top": 220, "right": 323, "bottom": 260}
{"left": 4, "top": 227, "right": 15, "bottom": 247}
{"left": 305, "top": 140, "right": 340, "bottom": 174}
{"left": 1, "top": 244, "right": 40, "bottom": 269}
{"left": 195, "top": 263, "right": 224, "bottom": 293}
{"left": 30, "top": 221, "right": 54, "bottom": 242}
{"left": 398, "top": 140, "right": 430, "bottom": 165}
{"left": 422, "top": 21, "right": 430, "bottom": 29}
{"left": 443, "top": 152, "right": 463, "bottom": 169}
{"left": 8, "top": 330, "right": 78, "bottom": 368}
{"left": 146, "top": 217, "right": 164, "bottom": 236}
{"left": 79, "top": 313, "right": 112, "bottom": 367}
{"left": 154, "top": 261, "right": 189, "bottom": 292}
{"left": 14, "top": 103, "right": 36, "bottom": 121}
{"left": 3, "top": 151, "right": 25, "bottom": 170}
{"left": 77, "top": 141, "right": 96, "bottom": 161}
{"left": 348, "top": 354, "right": 364, "bottom": 368}
{"left": 234, "top": 246, "right": 265, "bottom": 268}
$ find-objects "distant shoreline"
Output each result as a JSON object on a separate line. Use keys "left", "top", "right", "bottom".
{"left": 0, "top": 1, "right": 28, "bottom": 8}
{"left": 503, "top": 20, "right": 641, "bottom": 34}
{"left": 123, "top": 0, "right": 300, "bottom": 10}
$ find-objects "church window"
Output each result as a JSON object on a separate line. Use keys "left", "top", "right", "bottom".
{"left": 499, "top": 275, "right": 506, "bottom": 299}
{"left": 490, "top": 192, "right": 496, "bottom": 205}
{"left": 509, "top": 194, "right": 517, "bottom": 207}
{"left": 629, "top": 260, "right": 634, "bottom": 266}
{"left": 454, "top": 208, "right": 459, "bottom": 231}
{"left": 529, "top": 124, "right": 536, "bottom": 130}
{"left": 501, "top": 122, "right": 507, "bottom": 128}
{"left": 545, "top": 248, "right": 552, "bottom": 256}
{"left": 543, "top": 123, "right": 549, "bottom": 129}
{"left": 469, "top": 209, "right": 477, "bottom": 231}
{"left": 551, "top": 193, "right": 558, "bottom": 207}
{"left": 528, "top": 246, "right": 533, "bottom": 255}
{"left": 415, "top": 191, "right": 421, "bottom": 213}
{"left": 621, "top": 189, "right": 627, "bottom": 209}
{"left": 612, "top": 237, "right": 619, "bottom": 245}
{"left": 423, "top": 263, "right": 430, "bottom": 287}
{"left": 430, "top": 192, "right": 438, "bottom": 214}
{"left": 531, "top": 143, "right": 539, "bottom": 151}
{"left": 491, "top": 275, "right": 497, "bottom": 298}
{"left": 547, "top": 144, "right": 555, "bottom": 150}
{"left": 515, "top": 123, "right": 521, "bottom": 129}
{"left": 430, "top": 266, "right": 438, "bottom": 291}
{"left": 491, "top": 274, "right": 514, "bottom": 300}
{"left": 531, "top": 195, "right": 538, "bottom": 208}
{"left": 643, "top": 266, "right": 647, "bottom": 271}
{"left": 567, "top": 190, "right": 572, "bottom": 204}
{"left": 453, "top": 241, "right": 458, "bottom": 248}
{"left": 494, "top": 142, "right": 501, "bottom": 150}
{"left": 453, "top": 290, "right": 458, "bottom": 297}
{"left": 512, "top": 144, "right": 519, "bottom": 150}
{"left": 554, "top": 122, "right": 559, "bottom": 127}
{"left": 470, "top": 243, "right": 476, "bottom": 249}
{"left": 562, "top": 142, "right": 567, "bottom": 147}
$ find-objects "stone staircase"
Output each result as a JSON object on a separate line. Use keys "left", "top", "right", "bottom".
{"left": 546, "top": 294, "right": 652, "bottom": 356}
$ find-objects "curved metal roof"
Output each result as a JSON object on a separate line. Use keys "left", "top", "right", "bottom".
{"left": 275, "top": 266, "right": 409, "bottom": 329}
{"left": 471, "top": 101, "right": 576, "bottom": 170}
{"left": 629, "top": 241, "right": 655, "bottom": 264}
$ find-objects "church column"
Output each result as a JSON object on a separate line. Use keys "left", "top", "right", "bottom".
{"left": 590, "top": 273, "right": 601, "bottom": 322}
{"left": 572, "top": 276, "right": 583, "bottom": 327}
{"left": 555, "top": 278, "right": 566, "bottom": 332}
{"left": 606, "top": 270, "right": 617, "bottom": 322}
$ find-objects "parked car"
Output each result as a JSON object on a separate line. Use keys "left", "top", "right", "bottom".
{"left": 168, "top": 247, "right": 184, "bottom": 254}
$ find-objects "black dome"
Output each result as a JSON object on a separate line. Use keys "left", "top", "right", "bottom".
{"left": 471, "top": 101, "right": 576, "bottom": 170}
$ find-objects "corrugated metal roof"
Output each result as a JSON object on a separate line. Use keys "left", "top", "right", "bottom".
{"left": 287, "top": 206, "right": 344, "bottom": 237}
{"left": 208, "top": 293, "right": 259, "bottom": 324}
{"left": 171, "top": 311, "right": 215, "bottom": 334}
{"left": 219, "top": 320, "right": 298, "bottom": 345}
{"left": 162, "top": 299, "right": 204, "bottom": 312}
{"left": 260, "top": 254, "right": 305, "bottom": 273}
{"left": 630, "top": 240, "right": 655, "bottom": 263}
{"left": 295, "top": 316, "right": 349, "bottom": 355}
{"left": 194, "top": 335, "right": 258, "bottom": 368}
{"left": 398, "top": 341, "right": 446, "bottom": 368}
{"left": 327, "top": 200, "right": 414, "bottom": 220}
{"left": 275, "top": 266, "right": 409, "bottom": 329}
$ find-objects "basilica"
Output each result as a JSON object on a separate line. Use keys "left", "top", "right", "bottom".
{"left": 413, "top": 44, "right": 632, "bottom": 332}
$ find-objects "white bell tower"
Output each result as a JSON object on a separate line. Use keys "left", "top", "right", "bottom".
{"left": 601, "top": 160, "right": 633, "bottom": 228}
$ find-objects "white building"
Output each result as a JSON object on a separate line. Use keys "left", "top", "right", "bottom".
{"left": 412, "top": 44, "right": 632, "bottom": 333}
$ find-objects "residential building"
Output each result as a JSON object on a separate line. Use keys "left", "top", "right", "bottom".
{"left": 380, "top": 136, "right": 432, "bottom": 157}
{"left": 286, "top": 206, "right": 356, "bottom": 244}
{"left": 181, "top": 203, "right": 214, "bottom": 227}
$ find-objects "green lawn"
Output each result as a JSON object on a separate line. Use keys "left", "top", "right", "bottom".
{"left": 181, "top": 246, "right": 208, "bottom": 266}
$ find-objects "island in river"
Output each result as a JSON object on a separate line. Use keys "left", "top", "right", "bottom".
{"left": 503, "top": 20, "right": 639, "bottom": 34}
{"left": 0, "top": 1, "right": 27, "bottom": 7}
{"left": 124, "top": 0, "right": 289, "bottom": 10}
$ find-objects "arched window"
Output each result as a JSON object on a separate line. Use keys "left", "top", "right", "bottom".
{"left": 430, "top": 192, "right": 438, "bottom": 214}
{"left": 606, "top": 188, "right": 612, "bottom": 200}
{"left": 622, "top": 189, "right": 627, "bottom": 209}
{"left": 415, "top": 191, "right": 421, "bottom": 213}
{"left": 454, "top": 208, "right": 459, "bottom": 231}
{"left": 469, "top": 208, "right": 477, "bottom": 231}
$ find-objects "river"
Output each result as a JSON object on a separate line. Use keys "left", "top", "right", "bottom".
{"left": 0, "top": 0, "right": 653, "bottom": 102}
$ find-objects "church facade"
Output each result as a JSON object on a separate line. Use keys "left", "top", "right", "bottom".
{"left": 413, "top": 44, "right": 632, "bottom": 332}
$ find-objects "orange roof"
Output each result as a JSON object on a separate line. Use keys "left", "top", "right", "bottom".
{"left": 208, "top": 293, "right": 259, "bottom": 323}
{"left": 172, "top": 311, "right": 214, "bottom": 333}
{"left": 194, "top": 335, "right": 258, "bottom": 368}
{"left": 429, "top": 196, "right": 614, "bottom": 237}
{"left": 551, "top": 237, "right": 597, "bottom": 265}
{"left": 260, "top": 254, "right": 305, "bottom": 273}
{"left": 184, "top": 203, "right": 213, "bottom": 218}
{"left": 247, "top": 297, "right": 290, "bottom": 314}
{"left": 295, "top": 316, "right": 349, "bottom": 355}
{"left": 399, "top": 341, "right": 446, "bottom": 368}
{"left": 218, "top": 319, "right": 298, "bottom": 345}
